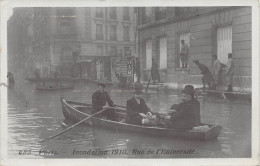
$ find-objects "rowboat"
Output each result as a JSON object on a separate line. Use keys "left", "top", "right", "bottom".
{"left": 61, "top": 99, "right": 222, "bottom": 141}
{"left": 36, "top": 84, "right": 74, "bottom": 90}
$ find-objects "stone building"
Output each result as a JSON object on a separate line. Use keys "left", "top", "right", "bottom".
{"left": 137, "top": 7, "right": 251, "bottom": 92}
{"left": 31, "top": 7, "right": 136, "bottom": 81}
{"left": 7, "top": 8, "right": 34, "bottom": 78}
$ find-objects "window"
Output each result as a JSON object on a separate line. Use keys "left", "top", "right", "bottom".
{"left": 217, "top": 26, "right": 232, "bottom": 64}
{"left": 96, "top": 7, "right": 103, "bottom": 18}
{"left": 110, "top": 25, "right": 117, "bottom": 41}
{"left": 123, "top": 26, "right": 130, "bottom": 41}
{"left": 97, "top": 46, "right": 104, "bottom": 56}
{"left": 146, "top": 40, "right": 152, "bottom": 69}
{"left": 110, "top": 7, "right": 117, "bottom": 19}
{"left": 124, "top": 47, "right": 131, "bottom": 56}
{"left": 145, "top": 8, "right": 152, "bottom": 23}
{"left": 110, "top": 46, "right": 117, "bottom": 55}
{"left": 123, "top": 7, "right": 130, "bottom": 20}
{"left": 159, "top": 37, "right": 167, "bottom": 69}
{"left": 96, "top": 24, "right": 103, "bottom": 40}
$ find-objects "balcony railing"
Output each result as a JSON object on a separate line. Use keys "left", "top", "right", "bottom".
{"left": 155, "top": 10, "right": 166, "bottom": 21}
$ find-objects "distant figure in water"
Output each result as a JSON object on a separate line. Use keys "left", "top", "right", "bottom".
{"left": 7, "top": 72, "right": 15, "bottom": 88}
{"left": 151, "top": 58, "right": 160, "bottom": 84}
{"left": 193, "top": 60, "right": 214, "bottom": 89}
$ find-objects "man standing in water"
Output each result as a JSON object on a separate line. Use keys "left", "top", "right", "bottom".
{"left": 212, "top": 55, "right": 222, "bottom": 89}
{"left": 225, "top": 53, "right": 234, "bottom": 92}
{"left": 180, "top": 40, "right": 189, "bottom": 68}
{"left": 92, "top": 82, "right": 118, "bottom": 121}
{"left": 151, "top": 58, "right": 160, "bottom": 84}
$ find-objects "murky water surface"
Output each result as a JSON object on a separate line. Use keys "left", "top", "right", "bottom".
{"left": 7, "top": 81, "right": 251, "bottom": 158}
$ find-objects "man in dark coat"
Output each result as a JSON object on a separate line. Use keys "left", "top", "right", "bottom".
{"left": 193, "top": 60, "right": 214, "bottom": 89}
{"left": 151, "top": 58, "right": 160, "bottom": 84}
{"left": 92, "top": 82, "right": 118, "bottom": 121}
{"left": 126, "top": 84, "right": 152, "bottom": 125}
{"left": 164, "top": 85, "right": 200, "bottom": 130}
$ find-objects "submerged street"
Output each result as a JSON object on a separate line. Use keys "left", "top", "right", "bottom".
{"left": 7, "top": 79, "right": 251, "bottom": 158}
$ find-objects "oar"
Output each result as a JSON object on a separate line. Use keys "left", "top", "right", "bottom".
{"left": 115, "top": 104, "right": 126, "bottom": 109}
{"left": 145, "top": 76, "right": 152, "bottom": 93}
{"left": 40, "top": 107, "right": 110, "bottom": 143}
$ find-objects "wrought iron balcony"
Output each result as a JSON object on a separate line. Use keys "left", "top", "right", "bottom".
{"left": 155, "top": 10, "right": 166, "bottom": 21}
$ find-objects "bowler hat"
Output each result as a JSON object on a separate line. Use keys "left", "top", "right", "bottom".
{"left": 133, "top": 83, "right": 143, "bottom": 94}
{"left": 98, "top": 82, "right": 105, "bottom": 88}
{"left": 181, "top": 85, "right": 195, "bottom": 96}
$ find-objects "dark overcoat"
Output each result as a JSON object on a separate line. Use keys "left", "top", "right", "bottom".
{"left": 126, "top": 97, "right": 150, "bottom": 125}
{"left": 168, "top": 98, "right": 200, "bottom": 129}
{"left": 92, "top": 90, "right": 114, "bottom": 113}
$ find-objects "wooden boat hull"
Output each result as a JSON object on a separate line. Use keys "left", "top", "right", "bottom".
{"left": 61, "top": 99, "right": 222, "bottom": 141}
{"left": 36, "top": 84, "right": 74, "bottom": 90}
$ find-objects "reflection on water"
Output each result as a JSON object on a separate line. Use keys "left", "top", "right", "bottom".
{"left": 7, "top": 82, "right": 251, "bottom": 158}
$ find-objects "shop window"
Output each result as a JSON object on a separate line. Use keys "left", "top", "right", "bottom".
{"left": 96, "top": 24, "right": 104, "bottom": 40}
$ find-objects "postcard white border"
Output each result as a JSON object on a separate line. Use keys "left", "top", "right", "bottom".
{"left": 1, "top": 0, "right": 259, "bottom": 165}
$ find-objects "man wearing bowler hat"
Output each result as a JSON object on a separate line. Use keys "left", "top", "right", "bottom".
{"left": 92, "top": 82, "right": 118, "bottom": 121}
{"left": 164, "top": 85, "right": 200, "bottom": 129}
{"left": 126, "top": 83, "right": 153, "bottom": 125}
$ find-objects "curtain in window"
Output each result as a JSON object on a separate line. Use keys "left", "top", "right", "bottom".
{"left": 217, "top": 26, "right": 232, "bottom": 64}
{"left": 159, "top": 37, "right": 167, "bottom": 69}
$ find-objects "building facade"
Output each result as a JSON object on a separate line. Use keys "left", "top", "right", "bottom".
{"left": 7, "top": 8, "right": 34, "bottom": 78}
{"left": 137, "top": 7, "right": 251, "bottom": 91}
{"left": 31, "top": 7, "right": 136, "bottom": 81}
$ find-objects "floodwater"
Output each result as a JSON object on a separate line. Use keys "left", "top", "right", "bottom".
{"left": 7, "top": 80, "right": 251, "bottom": 158}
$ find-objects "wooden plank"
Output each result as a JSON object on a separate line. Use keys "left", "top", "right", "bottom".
{"left": 233, "top": 32, "right": 251, "bottom": 42}
{"left": 233, "top": 41, "right": 251, "bottom": 51}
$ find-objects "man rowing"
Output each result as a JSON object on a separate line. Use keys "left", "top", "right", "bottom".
{"left": 92, "top": 82, "right": 118, "bottom": 121}
{"left": 164, "top": 85, "right": 200, "bottom": 130}
{"left": 126, "top": 84, "right": 154, "bottom": 125}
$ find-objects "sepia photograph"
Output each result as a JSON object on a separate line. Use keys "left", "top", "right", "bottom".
{"left": 0, "top": 0, "right": 259, "bottom": 165}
